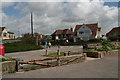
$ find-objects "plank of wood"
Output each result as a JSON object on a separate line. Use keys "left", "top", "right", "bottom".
{"left": 19, "top": 61, "right": 51, "bottom": 66}
{"left": 63, "top": 56, "right": 81, "bottom": 65}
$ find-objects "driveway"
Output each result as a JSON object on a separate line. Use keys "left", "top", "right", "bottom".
{"left": 5, "top": 46, "right": 83, "bottom": 61}
{"left": 3, "top": 55, "right": 118, "bottom": 78}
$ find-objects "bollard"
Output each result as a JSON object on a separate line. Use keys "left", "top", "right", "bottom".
{"left": 57, "top": 50, "right": 60, "bottom": 66}
{"left": 68, "top": 51, "right": 70, "bottom": 56}
{"left": 0, "top": 45, "right": 5, "bottom": 56}
{"left": 45, "top": 49, "right": 48, "bottom": 55}
{"left": 15, "top": 60, "right": 19, "bottom": 72}
{"left": 64, "top": 52, "right": 66, "bottom": 56}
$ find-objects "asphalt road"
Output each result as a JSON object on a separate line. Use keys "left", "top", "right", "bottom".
{"left": 3, "top": 55, "right": 118, "bottom": 78}
{"left": 5, "top": 46, "right": 83, "bottom": 61}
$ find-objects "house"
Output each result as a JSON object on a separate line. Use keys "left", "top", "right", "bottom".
{"left": 74, "top": 23, "right": 102, "bottom": 41}
{"left": 52, "top": 29, "right": 74, "bottom": 41}
{"left": 38, "top": 34, "right": 45, "bottom": 41}
{"left": 106, "top": 27, "right": 120, "bottom": 37}
{"left": 45, "top": 35, "right": 52, "bottom": 40}
{"left": 0, "top": 27, "right": 15, "bottom": 40}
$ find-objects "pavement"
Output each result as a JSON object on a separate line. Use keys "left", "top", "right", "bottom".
{"left": 3, "top": 55, "right": 118, "bottom": 78}
{"left": 5, "top": 46, "right": 83, "bottom": 61}
{"left": 2, "top": 46, "right": 118, "bottom": 78}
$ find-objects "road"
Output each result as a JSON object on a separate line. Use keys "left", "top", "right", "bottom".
{"left": 5, "top": 46, "right": 83, "bottom": 61}
{"left": 3, "top": 55, "right": 118, "bottom": 78}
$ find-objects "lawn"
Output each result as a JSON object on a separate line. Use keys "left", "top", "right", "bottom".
{"left": 4, "top": 41, "right": 43, "bottom": 53}
{"left": 0, "top": 57, "right": 18, "bottom": 62}
{"left": 43, "top": 52, "right": 65, "bottom": 57}
{"left": 43, "top": 50, "right": 83, "bottom": 57}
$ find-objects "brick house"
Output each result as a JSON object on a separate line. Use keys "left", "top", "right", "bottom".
{"left": 0, "top": 27, "right": 15, "bottom": 40}
{"left": 51, "top": 29, "right": 74, "bottom": 41}
{"left": 106, "top": 27, "right": 120, "bottom": 37}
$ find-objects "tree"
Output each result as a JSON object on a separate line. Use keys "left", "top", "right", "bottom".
{"left": 22, "top": 33, "right": 39, "bottom": 45}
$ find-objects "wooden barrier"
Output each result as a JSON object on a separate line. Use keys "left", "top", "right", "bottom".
{"left": 19, "top": 54, "right": 87, "bottom": 70}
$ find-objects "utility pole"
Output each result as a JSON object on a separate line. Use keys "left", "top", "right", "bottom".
{"left": 31, "top": 12, "right": 34, "bottom": 37}
{"left": 18, "top": 31, "right": 20, "bottom": 38}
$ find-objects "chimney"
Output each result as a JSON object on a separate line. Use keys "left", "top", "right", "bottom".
{"left": 70, "top": 28, "right": 73, "bottom": 32}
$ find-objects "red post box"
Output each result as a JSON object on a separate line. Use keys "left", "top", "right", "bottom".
{"left": 0, "top": 45, "right": 5, "bottom": 56}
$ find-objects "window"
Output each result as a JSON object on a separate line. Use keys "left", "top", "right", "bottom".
{"left": 79, "top": 31, "right": 84, "bottom": 34}
{"left": 3, "top": 33, "right": 7, "bottom": 37}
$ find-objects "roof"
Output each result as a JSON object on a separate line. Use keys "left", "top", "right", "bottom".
{"left": 106, "top": 27, "right": 120, "bottom": 37}
{"left": 8, "top": 32, "right": 14, "bottom": 34}
{"left": 52, "top": 29, "right": 74, "bottom": 35}
{"left": 0, "top": 27, "right": 6, "bottom": 31}
{"left": 0, "top": 28, "right": 2, "bottom": 34}
{"left": 0, "top": 27, "right": 6, "bottom": 34}
{"left": 74, "top": 23, "right": 100, "bottom": 36}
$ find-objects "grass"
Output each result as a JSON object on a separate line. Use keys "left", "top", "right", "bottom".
{"left": 8, "top": 70, "right": 16, "bottom": 73}
{"left": 3, "top": 41, "right": 43, "bottom": 53}
{"left": 43, "top": 50, "right": 83, "bottom": 57}
{"left": 0, "top": 57, "right": 17, "bottom": 62}
{"left": 43, "top": 52, "right": 65, "bottom": 57}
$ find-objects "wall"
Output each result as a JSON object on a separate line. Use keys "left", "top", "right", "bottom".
{"left": 76, "top": 25, "right": 92, "bottom": 40}
{"left": 84, "top": 50, "right": 118, "bottom": 58}
{"left": 2, "top": 28, "right": 10, "bottom": 40}
{"left": 2, "top": 61, "right": 16, "bottom": 74}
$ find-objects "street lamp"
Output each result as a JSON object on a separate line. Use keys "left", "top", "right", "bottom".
{"left": 56, "top": 36, "right": 60, "bottom": 66}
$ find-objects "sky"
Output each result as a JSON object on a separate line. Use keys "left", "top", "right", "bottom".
{"left": 0, "top": 0, "right": 119, "bottom": 37}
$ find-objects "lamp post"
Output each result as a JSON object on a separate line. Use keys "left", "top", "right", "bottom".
{"left": 56, "top": 36, "right": 60, "bottom": 66}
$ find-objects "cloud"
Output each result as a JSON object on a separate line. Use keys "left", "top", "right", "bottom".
{"left": 1, "top": 1, "right": 118, "bottom": 37}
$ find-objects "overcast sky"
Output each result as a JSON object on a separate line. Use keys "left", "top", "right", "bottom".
{"left": 0, "top": 0, "right": 119, "bottom": 37}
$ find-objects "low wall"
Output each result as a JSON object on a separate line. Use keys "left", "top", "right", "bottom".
{"left": 2, "top": 61, "right": 16, "bottom": 74}
{"left": 84, "top": 50, "right": 118, "bottom": 58}
{"left": 99, "top": 50, "right": 118, "bottom": 58}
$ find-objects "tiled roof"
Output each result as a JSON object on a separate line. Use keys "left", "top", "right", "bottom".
{"left": 8, "top": 32, "right": 14, "bottom": 34}
{"left": 63, "top": 29, "right": 74, "bottom": 34}
{"left": 52, "top": 29, "right": 74, "bottom": 35}
{"left": 52, "top": 30, "right": 63, "bottom": 35}
{"left": 74, "top": 23, "right": 100, "bottom": 37}
{"left": 106, "top": 27, "right": 120, "bottom": 37}
{"left": 0, "top": 27, "right": 6, "bottom": 34}
{"left": 0, "top": 27, "right": 6, "bottom": 31}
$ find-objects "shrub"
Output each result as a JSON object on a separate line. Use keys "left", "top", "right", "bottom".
{"left": 88, "top": 38, "right": 103, "bottom": 43}
{"left": 108, "top": 36, "right": 120, "bottom": 41}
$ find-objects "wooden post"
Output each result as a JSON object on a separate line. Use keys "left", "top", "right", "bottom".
{"left": 36, "top": 36, "right": 39, "bottom": 45}
{"left": 57, "top": 49, "right": 60, "bottom": 66}
{"left": 15, "top": 60, "right": 19, "bottom": 72}
{"left": 45, "top": 49, "right": 48, "bottom": 55}
{"left": 68, "top": 51, "right": 70, "bottom": 56}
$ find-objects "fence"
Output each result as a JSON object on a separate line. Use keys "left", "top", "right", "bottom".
{"left": 17, "top": 53, "right": 86, "bottom": 71}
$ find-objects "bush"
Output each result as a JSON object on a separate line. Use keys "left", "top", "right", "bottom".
{"left": 108, "top": 36, "right": 120, "bottom": 41}
{"left": 88, "top": 38, "right": 102, "bottom": 43}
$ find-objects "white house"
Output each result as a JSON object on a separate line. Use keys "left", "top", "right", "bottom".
{"left": 74, "top": 23, "right": 102, "bottom": 41}
{"left": 0, "top": 27, "right": 15, "bottom": 40}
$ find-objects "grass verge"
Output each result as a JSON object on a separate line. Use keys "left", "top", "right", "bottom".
{"left": 4, "top": 41, "right": 43, "bottom": 53}
{"left": 43, "top": 52, "right": 65, "bottom": 57}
